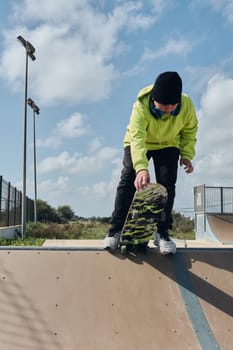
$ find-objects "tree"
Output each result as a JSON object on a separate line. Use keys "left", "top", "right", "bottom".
{"left": 57, "top": 205, "right": 75, "bottom": 221}
{"left": 172, "top": 211, "right": 194, "bottom": 232}
{"left": 37, "top": 199, "right": 61, "bottom": 223}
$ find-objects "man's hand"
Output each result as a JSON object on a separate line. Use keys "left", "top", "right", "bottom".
{"left": 134, "top": 170, "right": 150, "bottom": 191}
{"left": 180, "top": 159, "right": 194, "bottom": 174}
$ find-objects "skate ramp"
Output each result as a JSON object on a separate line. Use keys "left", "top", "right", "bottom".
{"left": 0, "top": 247, "right": 232, "bottom": 350}
{"left": 196, "top": 214, "right": 233, "bottom": 244}
{"left": 207, "top": 215, "right": 233, "bottom": 244}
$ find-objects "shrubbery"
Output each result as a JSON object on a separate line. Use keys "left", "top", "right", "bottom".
{"left": 27, "top": 222, "right": 85, "bottom": 239}
{"left": 0, "top": 202, "right": 194, "bottom": 246}
{"left": 26, "top": 220, "right": 110, "bottom": 240}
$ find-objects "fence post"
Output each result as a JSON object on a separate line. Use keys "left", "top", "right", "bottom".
{"left": 7, "top": 181, "right": 11, "bottom": 226}
{"left": 19, "top": 191, "right": 22, "bottom": 225}
{"left": 14, "top": 187, "right": 17, "bottom": 225}
{"left": 0, "top": 176, "right": 2, "bottom": 225}
{"left": 203, "top": 184, "right": 206, "bottom": 232}
{"left": 220, "top": 187, "right": 223, "bottom": 214}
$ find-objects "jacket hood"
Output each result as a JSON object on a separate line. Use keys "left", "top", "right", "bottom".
{"left": 137, "top": 85, "right": 153, "bottom": 100}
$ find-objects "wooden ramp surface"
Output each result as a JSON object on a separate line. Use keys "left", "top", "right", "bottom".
{"left": 182, "top": 251, "right": 233, "bottom": 350}
{"left": 0, "top": 247, "right": 232, "bottom": 350}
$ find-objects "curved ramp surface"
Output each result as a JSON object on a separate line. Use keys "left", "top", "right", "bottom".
{"left": 0, "top": 248, "right": 232, "bottom": 350}
{"left": 207, "top": 215, "right": 233, "bottom": 244}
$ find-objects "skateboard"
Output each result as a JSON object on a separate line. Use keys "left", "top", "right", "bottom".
{"left": 120, "top": 183, "right": 167, "bottom": 254}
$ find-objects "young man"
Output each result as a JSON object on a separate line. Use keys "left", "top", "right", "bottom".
{"left": 103, "top": 71, "right": 198, "bottom": 254}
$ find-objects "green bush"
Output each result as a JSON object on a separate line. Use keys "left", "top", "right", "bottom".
{"left": 0, "top": 237, "right": 45, "bottom": 246}
{"left": 25, "top": 220, "right": 109, "bottom": 240}
{"left": 0, "top": 214, "right": 195, "bottom": 247}
{"left": 27, "top": 222, "right": 85, "bottom": 239}
{"left": 26, "top": 219, "right": 194, "bottom": 240}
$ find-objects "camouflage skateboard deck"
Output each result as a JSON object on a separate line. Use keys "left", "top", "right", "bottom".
{"left": 120, "top": 183, "right": 167, "bottom": 254}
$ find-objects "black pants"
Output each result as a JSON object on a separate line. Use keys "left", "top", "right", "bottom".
{"left": 109, "top": 146, "right": 180, "bottom": 235}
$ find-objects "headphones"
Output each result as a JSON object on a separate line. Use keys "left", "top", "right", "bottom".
{"left": 149, "top": 96, "right": 181, "bottom": 119}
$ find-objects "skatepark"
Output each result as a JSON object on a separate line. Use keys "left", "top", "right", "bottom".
{"left": 0, "top": 185, "right": 232, "bottom": 349}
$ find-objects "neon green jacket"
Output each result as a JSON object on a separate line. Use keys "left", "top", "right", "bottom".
{"left": 123, "top": 85, "right": 198, "bottom": 173}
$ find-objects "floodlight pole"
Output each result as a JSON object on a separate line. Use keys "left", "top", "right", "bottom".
{"left": 27, "top": 98, "right": 40, "bottom": 224}
{"left": 17, "top": 36, "right": 36, "bottom": 239}
{"left": 33, "top": 108, "right": 37, "bottom": 224}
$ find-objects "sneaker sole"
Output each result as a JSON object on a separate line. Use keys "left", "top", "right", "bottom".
{"left": 104, "top": 246, "right": 119, "bottom": 250}
{"left": 160, "top": 249, "right": 176, "bottom": 255}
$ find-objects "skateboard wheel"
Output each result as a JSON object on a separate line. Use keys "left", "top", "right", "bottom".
{"left": 139, "top": 243, "right": 148, "bottom": 254}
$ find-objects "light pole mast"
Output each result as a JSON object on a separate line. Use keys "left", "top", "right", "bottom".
{"left": 27, "top": 98, "right": 40, "bottom": 224}
{"left": 17, "top": 35, "right": 36, "bottom": 239}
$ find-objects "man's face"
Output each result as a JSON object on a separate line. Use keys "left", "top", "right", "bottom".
{"left": 153, "top": 100, "right": 178, "bottom": 114}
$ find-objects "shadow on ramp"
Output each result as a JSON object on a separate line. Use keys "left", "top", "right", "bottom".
{"left": 0, "top": 247, "right": 231, "bottom": 350}
{"left": 108, "top": 247, "right": 233, "bottom": 350}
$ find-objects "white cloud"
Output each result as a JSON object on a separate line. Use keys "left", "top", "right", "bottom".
{"left": 149, "top": 0, "right": 169, "bottom": 15}
{"left": 55, "top": 113, "right": 88, "bottom": 138}
{"left": 88, "top": 137, "right": 104, "bottom": 153}
{"left": 191, "top": 0, "right": 233, "bottom": 23}
{"left": 193, "top": 74, "right": 233, "bottom": 186}
{"left": 70, "top": 147, "right": 121, "bottom": 175}
{"left": 200, "top": 74, "right": 233, "bottom": 116}
{"left": 224, "top": 1, "right": 233, "bottom": 22}
{"left": 38, "top": 147, "right": 121, "bottom": 175}
{"left": 38, "top": 151, "right": 79, "bottom": 173}
{"left": 11, "top": 0, "right": 88, "bottom": 24}
{"left": 37, "top": 135, "right": 62, "bottom": 149}
{"left": 141, "top": 38, "right": 193, "bottom": 62}
{"left": 37, "top": 112, "right": 89, "bottom": 148}
{"left": 39, "top": 176, "right": 72, "bottom": 193}
{"left": 80, "top": 157, "right": 122, "bottom": 198}
{"left": 172, "top": 73, "right": 233, "bottom": 215}
{"left": 209, "top": 0, "right": 233, "bottom": 22}
{"left": 111, "top": 2, "right": 154, "bottom": 32}
{"left": 184, "top": 65, "right": 217, "bottom": 96}
{"left": 125, "top": 37, "right": 193, "bottom": 76}
{"left": 38, "top": 158, "right": 122, "bottom": 216}
{"left": 0, "top": 0, "right": 162, "bottom": 106}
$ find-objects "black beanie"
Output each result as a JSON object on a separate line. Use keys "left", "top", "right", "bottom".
{"left": 151, "top": 71, "right": 182, "bottom": 104}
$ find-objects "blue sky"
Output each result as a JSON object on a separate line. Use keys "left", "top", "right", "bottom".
{"left": 0, "top": 0, "right": 233, "bottom": 217}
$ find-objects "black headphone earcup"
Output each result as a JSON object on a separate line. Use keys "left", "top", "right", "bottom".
{"left": 170, "top": 103, "right": 181, "bottom": 116}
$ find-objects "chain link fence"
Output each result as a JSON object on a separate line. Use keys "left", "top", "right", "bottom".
{"left": 0, "top": 175, "right": 34, "bottom": 227}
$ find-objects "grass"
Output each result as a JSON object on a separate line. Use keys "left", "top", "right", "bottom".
{"left": 0, "top": 237, "right": 45, "bottom": 246}
{"left": 0, "top": 221, "right": 195, "bottom": 246}
{"left": 170, "top": 230, "right": 195, "bottom": 240}
{"left": 77, "top": 221, "right": 110, "bottom": 239}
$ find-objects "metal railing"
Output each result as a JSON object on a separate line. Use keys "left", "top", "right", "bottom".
{"left": 194, "top": 184, "right": 233, "bottom": 214}
{"left": 0, "top": 176, "right": 34, "bottom": 227}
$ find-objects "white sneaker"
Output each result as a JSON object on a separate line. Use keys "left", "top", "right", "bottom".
{"left": 154, "top": 233, "right": 176, "bottom": 255}
{"left": 103, "top": 232, "right": 121, "bottom": 250}
{"left": 154, "top": 233, "right": 161, "bottom": 247}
